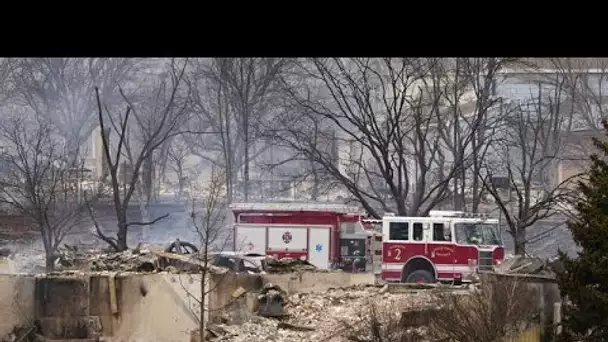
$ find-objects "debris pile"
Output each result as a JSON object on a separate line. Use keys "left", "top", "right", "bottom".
{"left": 264, "top": 258, "right": 318, "bottom": 273}
{"left": 257, "top": 283, "right": 287, "bottom": 317}
{"left": 211, "top": 284, "right": 437, "bottom": 342}
{"left": 212, "top": 316, "right": 311, "bottom": 342}
{"left": 0, "top": 247, "right": 10, "bottom": 258}
{"left": 495, "top": 255, "right": 557, "bottom": 277}
{"left": 52, "top": 244, "right": 229, "bottom": 274}
{"left": 55, "top": 244, "right": 160, "bottom": 272}
{"left": 285, "top": 284, "right": 433, "bottom": 330}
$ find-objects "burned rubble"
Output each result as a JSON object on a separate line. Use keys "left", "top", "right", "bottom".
{"left": 211, "top": 284, "right": 438, "bottom": 342}
{"left": 257, "top": 283, "right": 287, "bottom": 317}
{"left": 0, "top": 247, "right": 10, "bottom": 258}
{"left": 264, "top": 257, "right": 318, "bottom": 274}
{"left": 495, "top": 255, "right": 559, "bottom": 277}
{"left": 55, "top": 244, "right": 160, "bottom": 272}
{"left": 51, "top": 243, "right": 327, "bottom": 275}
{"left": 52, "top": 243, "right": 228, "bottom": 274}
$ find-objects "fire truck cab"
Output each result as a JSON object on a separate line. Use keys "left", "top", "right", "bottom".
{"left": 230, "top": 202, "right": 370, "bottom": 271}
{"left": 381, "top": 210, "right": 505, "bottom": 283}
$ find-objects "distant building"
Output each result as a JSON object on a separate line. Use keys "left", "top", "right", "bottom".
{"left": 557, "top": 128, "right": 603, "bottom": 189}
{"left": 81, "top": 126, "right": 108, "bottom": 181}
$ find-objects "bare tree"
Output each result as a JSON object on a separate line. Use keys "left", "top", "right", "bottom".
{"left": 190, "top": 166, "right": 228, "bottom": 342}
{"left": 185, "top": 58, "right": 287, "bottom": 202}
{"left": 547, "top": 58, "right": 608, "bottom": 195}
{"left": 167, "top": 136, "right": 192, "bottom": 199}
{"left": 551, "top": 58, "right": 608, "bottom": 130}
{"left": 122, "top": 61, "right": 193, "bottom": 229}
{"left": 271, "top": 58, "right": 506, "bottom": 218}
{"left": 6, "top": 58, "right": 144, "bottom": 158}
{"left": 433, "top": 58, "right": 515, "bottom": 212}
{"left": 0, "top": 58, "right": 13, "bottom": 105}
{"left": 0, "top": 115, "right": 89, "bottom": 271}
{"left": 89, "top": 59, "right": 192, "bottom": 251}
{"left": 481, "top": 79, "right": 577, "bottom": 255}
{"left": 170, "top": 167, "right": 231, "bottom": 341}
{"left": 185, "top": 58, "right": 236, "bottom": 202}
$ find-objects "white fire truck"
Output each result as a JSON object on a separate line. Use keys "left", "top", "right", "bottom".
{"left": 381, "top": 210, "right": 505, "bottom": 283}
{"left": 230, "top": 202, "right": 372, "bottom": 271}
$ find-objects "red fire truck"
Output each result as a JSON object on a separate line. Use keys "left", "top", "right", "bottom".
{"left": 230, "top": 202, "right": 371, "bottom": 271}
{"left": 381, "top": 210, "right": 505, "bottom": 283}
{"left": 361, "top": 218, "right": 383, "bottom": 275}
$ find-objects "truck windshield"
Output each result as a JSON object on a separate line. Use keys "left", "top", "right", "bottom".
{"left": 454, "top": 222, "right": 501, "bottom": 246}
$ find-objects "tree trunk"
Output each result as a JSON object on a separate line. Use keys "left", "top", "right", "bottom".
{"left": 243, "top": 104, "right": 250, "bottom": 201}
{"left": 225, "top": 173, "right": 233, "bottom": 204}
{"left": 144, "top": 153, "right": 154, "bottom": 205}
{"left": 472, "top": 161, "right": 481, "bottom": 213}
{"left": 40, "top": 222, "right": 56, "bottom": 273}
{"left": 116, "top": 217, "right": 128, "bottom": 251}
{"left": 514, "top": 226, "right": 527, "bottom": 255}
{"left": 460, "top": 167, "right": 466, "bottom": 211}
{"left": 311, "top": 159, "right": 319, "bottom": 201}
{"left": 138, "top": 201, "right": 151, "bottom": 243}
{"left": 199, "top": 268, "right": 206, "bottom": 342}
{"left": 243, "top": 133, "right": 250, "bottom": 201}
{"left": 45, "top": 253, "right": 56, "bottom": 273}
{"left": 199, "top": 232, "right": 210, "bottom": 342}
{"left": 177, "top": 165, "right": 184, "bottom": 199}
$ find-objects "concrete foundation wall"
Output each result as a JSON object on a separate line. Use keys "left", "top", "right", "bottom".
{"left": 485, "top": 273, "right": 561, "bottom": 339}
{"left": 208, "top": 273, "right": 263, "bottom": 313}
{"left": 204, "top": 272, "right": 376, "bottom": 325}
{"left": 262, "top": 272, "right": 376, "bottom": 295}
{"left": 110, "top": 273, "right": 201, "bottom": 342}
{"left": 0, "top": 271, "right": 376, "bottom": 342}
{"left": 0, "top": 273, "right": 201, "bottom": 342}
{"left": 0, "top": 275, "right": 35, "bottom": 339}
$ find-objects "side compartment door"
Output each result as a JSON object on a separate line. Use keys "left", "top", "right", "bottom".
{"left": 308, "top": 227, "right": 330, "bottom": 269}
{"left": 267, "top": 226, "right": 308, "bottom": 256}
{"left": 234, "top": 225, "right": 267, "bottom": 255}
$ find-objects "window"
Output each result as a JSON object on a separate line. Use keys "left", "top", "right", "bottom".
{"left": 433, "top": 223, "right": 450, "bottom": 241}
{"left": 389, "top": 222, "right": 409, "bottom": 240}
{"left": 243, "top": 259, "right": 261, "bottom": 272}
{"left": 413, "top": 223, "right": 423, "bottom": 241}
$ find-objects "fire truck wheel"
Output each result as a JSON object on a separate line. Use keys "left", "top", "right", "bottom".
{"left": 404, "top": 270, "right": 434, "bottom": 284}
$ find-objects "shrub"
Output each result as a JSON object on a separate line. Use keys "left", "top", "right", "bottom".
{"left": 556, "top": 120, "right": 608, "bottom": 341}
{"left": 427, "top": 278, "right": 539, "bottom": 342}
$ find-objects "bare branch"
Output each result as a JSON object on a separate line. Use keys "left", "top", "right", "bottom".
{"left": 89, "top": 59, "right": 192, "bottom": 251}
{"left": 126, "top": 213, "right": 170, "bottom": 228}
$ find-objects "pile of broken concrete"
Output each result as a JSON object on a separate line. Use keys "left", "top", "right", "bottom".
{"left": 264, "top": 258, "right": 317, "bottom": 274}
{"left": 495, "top": 255, "right": 560, "bottom": 277}
{"left": 210, "top": 284, "right": 437, "bottom": 342}
{"left": 53, "top": 244, "right": 224, "bottom": 274}
{"left": 257, "top": 283, "right": 287, "bottom": 317}
{"left": 55, "top": 244, "right": 160, "bottom": 272}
